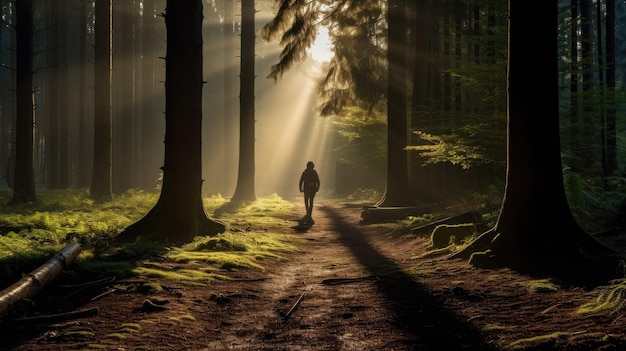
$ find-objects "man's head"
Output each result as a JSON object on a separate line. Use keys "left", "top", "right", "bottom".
{"left": 307, "top": 161, "right": 314, "bottom": 169}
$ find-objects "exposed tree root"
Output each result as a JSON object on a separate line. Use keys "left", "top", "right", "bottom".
{"left": 115, "top": 200, "right": 227, "bottom": 245}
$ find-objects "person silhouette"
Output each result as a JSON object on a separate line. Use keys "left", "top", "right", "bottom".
{"left": 299, "top": 161, "right": 320, "bottom": 224}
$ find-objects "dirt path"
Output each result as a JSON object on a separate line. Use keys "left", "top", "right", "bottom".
{"left": 184, "top": 199, "right": 493, "bottom": 351}
{"left": 222, "top": 201, "right": 495, "bottom": 351}
{"left": 3, "top": 199, "right": 626, "bottom": 350}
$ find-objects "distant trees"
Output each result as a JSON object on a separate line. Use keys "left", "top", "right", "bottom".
{"left": 0, "top": 0, "right": 169, "bottom": 198}
{"left": 90, "top": 0, "right": 113, "bottom": 201}
{"left": 230, "top": 0, "right": 257, "bottom": 203}
{"left": 557, "top": 0, "right": 626, "bottom": 225}
{"left": 260, "top": 0, "right": 509, "bottom": 201}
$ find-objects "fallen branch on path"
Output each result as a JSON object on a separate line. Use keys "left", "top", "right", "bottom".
{"left": 10, "top": 307, "right": 98, "bottom": 325}
{"left": 321, "top": 276, "right": 378, "bottom": 285}
{"left": 276, "top": 292, "right": 306, "bottom": 320}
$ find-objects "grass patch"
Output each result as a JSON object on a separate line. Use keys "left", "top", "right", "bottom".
{"left": 505, "top": 332, "right": 569, "bottom": 349}
{"left": 527, "top": 278, "right": 560, "bottom": 293}
{"left": 0, "top": 190, "right": 303, "bottom": 287}
{"left": 482, "top": 324, "right": 508, "bottom": 332}
{"left": 578, "top": 279, "right": 626, "bottom": 314}
{"left": 168, "top": 314, "right": 196, "bottom": 322}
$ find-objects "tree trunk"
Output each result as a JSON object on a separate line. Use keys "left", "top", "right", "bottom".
{"left": 604, "top": 0, "right": 617, "bottom": 175}
{"left": 113, "top": 0, "right": 136, "bottom": 193}
{"left": 377, "top": 0, "right": 414, "bottom": 207}
{"left": 408, "top": 0, "right": 435, "bottom": 203}
{"left": 58, "top": 0, "right": 70, "bottom": 188}
{"left": 453, "top": 1, "right": 619, "bottom": 279}
{"left": 11, "top": 0, "right": 37, "bottom": 205}
{"left": 222, "top": 0, "right": 236, "bottom": 195}
{"left": 578, "top": 0, "right": 593, "bottom": 172}
{"left": 117, "top": 0, "right": 225, "bottom": 244}
{"left": 78, "top": 0, "right": 91, "bottom": 188}
{"left": 568, "top": 0, "right": 579, "bottom": 171}
{"left": 231, "top": 0, "right": 256, "bottom": 203}
{"left": 90, "top": 0, "right": 113, "bottom": 201}
{"left": 140, "top": 0, "right": 161, "bottom": 190}
{"left": 47, "top": 1, "right": 60, "bottom": 190}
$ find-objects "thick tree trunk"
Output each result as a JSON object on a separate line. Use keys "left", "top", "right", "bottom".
{"left": 377, "top": 0, "right": 415, "bottom": 207}
{"left": 408, "top": 0, "right": 435, "bottom": 203}
{"left": 231, "top": 0, "right": 256, "bottom": 203}
{"left": 0, "top": 242, "right": 81, "bottom": 317}
{"left": 11, "top": 0, "right": 37, "bottom": 204}
{"left": 117, "top": 0, "right": 224, "bottom": 244}
{"left": 453, "top": 1, "right": 618, "bottom": 275}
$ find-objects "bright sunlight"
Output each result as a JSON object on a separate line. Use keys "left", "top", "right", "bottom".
{"left": 309, "top": 26, "right": 334, "bottom": 63}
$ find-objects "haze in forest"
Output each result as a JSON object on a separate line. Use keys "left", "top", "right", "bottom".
{"left": 199, "top": 3, "right": 336, "bottom": 199}
{"left": 0, "top": 1, "right": 339, "bottom": 199}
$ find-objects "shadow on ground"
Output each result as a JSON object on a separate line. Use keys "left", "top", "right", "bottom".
{"left": 321, "top": 205, "right": 498, "bottom": 351}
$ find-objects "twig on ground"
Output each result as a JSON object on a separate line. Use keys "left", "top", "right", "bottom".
{"left": 321, "top": 276, "right": 378, "bottom": 285}
{"left": 10, "top": 307, "right": 98, "bottom": 325}
{"left": 283, "top": 292, "right": 306, "bottom": 320}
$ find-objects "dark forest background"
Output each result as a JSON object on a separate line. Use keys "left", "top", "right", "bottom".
{"left": 0, "top": 0, "right": 625, "bottom": 233}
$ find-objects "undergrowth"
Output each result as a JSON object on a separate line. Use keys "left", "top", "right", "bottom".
{"left": 0, "top": 190, "right": 303, "bottom": 287}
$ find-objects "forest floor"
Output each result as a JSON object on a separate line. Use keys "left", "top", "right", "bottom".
{"left": 1, "top": 198, "right": 626, "bottom": 351}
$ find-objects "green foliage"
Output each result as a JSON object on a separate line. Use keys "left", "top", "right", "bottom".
{"left": 331, "top": 106, "right": 386, "bottom": 184}
{"left": 409, "top": 129, "right": 500, "bottom": 170}
{"left": 0, "top": 190, "right": 304, "bottom": 286}
{"left": 578, "top": 279, "right": 626, "bottom": 315}
{"left": 408, "top": 111, "right": 507, "bottom": 171}
{"left": 527, "top": 278, "right": 560, "bottom": 294}
{"left": 345, "top": 188, "right": 383, "bottom": 204}
{"left": 563, "top": 169, "right": 626, "bottom": 233}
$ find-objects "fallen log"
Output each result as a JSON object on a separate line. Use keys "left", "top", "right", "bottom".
{"left": 0, "top": 241, "right": 82, "bottom": 318}
{"left": 360, "top": 205, "right": 431, "bottom": 224}
{"left": 410, "top": 211, "right": 484, "bottom": 236}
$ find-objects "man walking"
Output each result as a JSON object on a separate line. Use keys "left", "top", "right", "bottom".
{"left": 299, "top": 161, "right": 320, "bottom": 224}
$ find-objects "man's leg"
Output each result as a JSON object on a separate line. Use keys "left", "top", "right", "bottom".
{"left": 308, "top": 194, "right": 315, "bottom": 223}
{"left": 304, "top": 193, "right": 312, "bottom": 219}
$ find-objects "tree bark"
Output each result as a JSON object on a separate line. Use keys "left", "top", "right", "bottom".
{"left": 231, "top": 0, "right": 257, "bottom": 203}
{"left": 222, "top": 0, "right": 236, "bottom": 195}
{"left": 78, "top": 0, "right": 91, "bottom": 188}
{"left": 117, "top": 0, "right": 225, "bottom": 244}
{"left": 452, "top": 1, "right": 619, "bottom": 278}
{"left": 90, "top": 0, "right": 113, "bottom": 201}
{"left": 113, "top": 0, "right": 137, "bottom": 193}
{"left": 376, "top": 0, "right": 415, "bottom": 207}
{"left": 140, "top": 0, "right": 161, "bottom": 190}
{"left": 604, "top": 0, "right": 617, "bottom": 175}
{"left": 47, "top": 0, "right": 60, "bottom": 189}
{"left": 11, "top": 0, "right": 37, "bottom": 205}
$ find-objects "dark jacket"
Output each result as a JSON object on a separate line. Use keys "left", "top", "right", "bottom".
{"left": 299, "top": 169, "right": 320, "bottom": 193}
